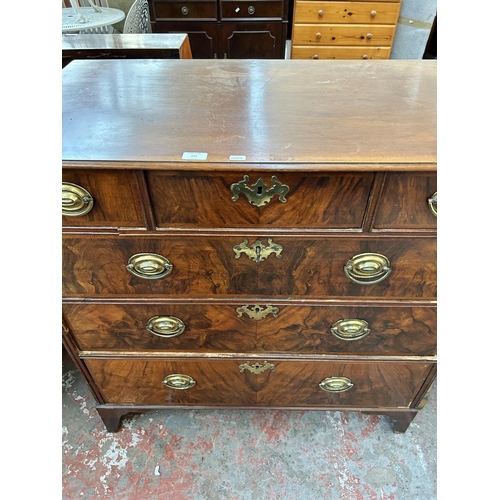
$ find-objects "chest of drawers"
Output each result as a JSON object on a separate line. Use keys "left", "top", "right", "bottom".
{"left": 291, "top": 0, "right": 401, "bottom": 59}
{"left": 62, "top": 59, "right": 436, "bottom": 433}
{"left": 147, "top": 0, "right": 289, "bottom": 58}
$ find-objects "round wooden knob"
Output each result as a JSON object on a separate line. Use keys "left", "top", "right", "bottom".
{"left": 316, "top": 32, "right": 322, "bottom": 40}
{"left": 313, "top": 54, "right": 319, "bottom": 59}
{"left": 318, "top": 9, "right": 324, "bottom": 17}
{"left": 367, "top": 33, "right": 373, "bottom": 40}
{"left": 371, "top": 10, "right": 377, "bottom": 17}
{"left": 362, "top": 55, "right": 368, "bottom": 59}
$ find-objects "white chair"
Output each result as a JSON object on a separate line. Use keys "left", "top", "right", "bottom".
{"left": 123, "top": 0, "right": 149, "bottom": 34}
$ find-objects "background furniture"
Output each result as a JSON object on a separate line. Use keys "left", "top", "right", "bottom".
{"left": 62, "top": 5, "right": 125, "bottom": 33}
{"left": 123, "top": 0, "right": 150, "bottom": 32}
{"left": 291, "top": 0, "right": 401, "bottom": 59}
{"left": 62, "top": 59, "right": 436, "bottom": 434}
{"left": 147, "top": 0, "right": 289, "bottom": 58}
{"left": 62, "top": 33, "right": 192, "bottom": 67}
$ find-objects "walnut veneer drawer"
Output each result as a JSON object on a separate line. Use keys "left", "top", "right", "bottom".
{"left": 221, "top": 1, "right": 284, "bottom": 19}
{"left": 151, "top": 0, "right": 217, "bottom": 20}
{"left": 62, "top": 170, "right": 147, "bottom": 228}
{"left": 294, "top": 1, "right": 400, "bottom": 24}
{"left": 291, "top": 45, "right": 390, "bottom": 59}
{"left": 62, "top": 235, "right": 436, "bottom": 299}
{"left": 373, "top": 173, "right": 437, "bottom": 230}
{"left": 65, "top": 302, "right": 436, "bottom": 356}
{"left": 147, "top": 171, "right": 374, "bottom": 229}
{"left": 292, "top": 24, "right": 394, "bottom": 46}
{"left": 85, "top": 358, "right": 432, "bottom": 407}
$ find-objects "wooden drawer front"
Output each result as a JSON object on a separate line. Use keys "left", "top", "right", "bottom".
{"left": 85, "top": 358, "right": 431, "bottom": 407}
{"left": 292, "top": 24, "right": 395, "bottom": 46}
{"left": 294, "top": 2, "right": 400, "bottom": 25}
{"left": 85, "top": 359, "right": 255, "bottom": 405}
{"left": 64, "top": 303, "right": 436, "bottom": 356}
{"left": 257, "top": 305, "right": 437, "bottom": 356}
{"left": 373, "top": 173, "right": 437, "bottom": 230}
{"left": 151, "top": 1, "right": 217, "bottom": 20}
{"left": 291, "top": 45, "right": 390, "bottom": 59}
{"left": 147, "top": 171, "right": 374, "bottom": 229}
{"left": 63, "top": 235, "right": 436, "bottom": 299}
{"left": 64, "top": 303, "right": 257, "bottom": 353}
{"left": 221, "top": 1, "right": 284, "bottom": 19}
{"left": 62, "top": 170, "right": 146, "bottom": 228}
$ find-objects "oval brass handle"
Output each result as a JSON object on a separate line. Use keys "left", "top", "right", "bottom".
{"left": 163, "top": 374, "right": 196, "bottom": 390}
{"left": 318, "top": 9, "right": 324, "bottom": 16}
{"left": 331, "top": 319, "right": 370, "bottom": 341}
{"left": 181, "top": 6, "right": 188, "bottom": 15}
{"left": 344, "top": 253, "right": 391, "bottom": 285}
{"left": 248, "top": 5, "right": 255, "bottom": 15}
{"left": 62, "top": 182, "right": 94, "bottom": 217}
{"left": 146, "top": 316, "right": 185, "bottom": 338}
{"left": 319, "top": 376, "right": 353, "bottom": 393}
{"left": 126, "top": 253, "right": 173, "bottom": 280}
{"left": 428, "top": 191, "right": 437, "bottom": 217}
{"left": 316, "top": 32, "right": 322, "bottom": 40}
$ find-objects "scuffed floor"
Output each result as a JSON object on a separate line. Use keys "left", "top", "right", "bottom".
{"left": 62, "top": 350, "right": 437, "bottom": 500}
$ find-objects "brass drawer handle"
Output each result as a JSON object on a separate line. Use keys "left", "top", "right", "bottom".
{"left": 331, "top": 319, "right": 370, "bottom": 341}
{"left": 239, "top": 361, "right": 275, "bottom": 374}
{"left": 233, "top": 238, "right": 283, "bottom": 263}
{"left": 428, "top": 191, "right": 437, "bottom": 217}
{"left": 236, "top": 305, "right": 279, "bottom": 320}
{"left": 163, "top": 374, "right": 196, "bottom": 390}
{"left": 344, "top": 253, "right": 391, "bottom": 285}
{"left": 146, "top": 316, "right": 185, "bottom": 338}
{"left": 62, "top": 182, "right": 94, "bottom": 216}
{"left": 230, "top": 175, "right": 289, "bottom": 207}
{"left": 126, "top": 253, "right": 173, "bottom": 280}
{"left": 319, "top": 376, "right": 353, "bottom": 393}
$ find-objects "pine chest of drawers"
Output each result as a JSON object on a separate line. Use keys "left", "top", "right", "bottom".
{"left": 62, "top": 59, "right": 437, "bottom": 433}
{"left": 291, "top": 0, "right": 402, "bottom": 60}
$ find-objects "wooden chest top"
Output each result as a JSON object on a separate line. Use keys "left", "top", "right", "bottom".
{"left": 62, "top": 59, "right": 436, "bottom": 168}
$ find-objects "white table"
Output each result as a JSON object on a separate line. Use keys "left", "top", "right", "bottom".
{"left": 62, "top": 7, "right": 125, "bottom": 33}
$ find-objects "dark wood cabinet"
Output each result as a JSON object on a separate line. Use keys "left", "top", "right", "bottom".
{"left": 62, "top": 59, "right": 437, "bottom": 433}
{"left": 148, "top": 0, "right": 289, "bottom": 58}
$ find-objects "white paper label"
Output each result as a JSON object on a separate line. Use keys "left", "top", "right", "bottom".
{"left": 229, "top": 155, "right": 246, "bottom": 161}
{"left": 182, "top": 152, "right": 208, "bottom": 160}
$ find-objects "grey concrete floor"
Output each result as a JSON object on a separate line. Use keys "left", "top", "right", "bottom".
{"left": 62, "top": 348, "right": 437, "bottom": 499}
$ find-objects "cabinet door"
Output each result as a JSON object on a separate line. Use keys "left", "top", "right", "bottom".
{"left": 153, "top": 21, "right": 219, "bottom": 58}
{"left": 220, "top": 22, "right": 285, "bottom": 58}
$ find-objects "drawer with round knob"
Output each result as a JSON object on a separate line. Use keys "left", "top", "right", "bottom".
{"left": 294, "top": 1, "right": 400, "bottom": 25}
{"left": 62, "top": 234, "right": 436, "bottom": 299}
{"left": 290, "top": 45, "right": 391, "bottom": 59}
{"left": 84, "top": 357, "right": 432, "bottom": 408}
{"left": 62, "top": 170, "right": 147, "bottom": 228}
{"left": 147, "top": 171, "right": 375, "bottom": 230}
{"left": 64, "top": 302, "right": 436, "bottom": 356}
{"left": 220, "top": 1, "right": 284, "bottom": 19}
{"left": 151, "top": 0, "right": 217, "bottom": 20}
{"left": 292, "top": 23, "right": 395, "bottom": 46}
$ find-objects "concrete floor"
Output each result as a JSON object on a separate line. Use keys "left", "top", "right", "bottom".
{"left": 62, "top": 349, "right": 436, "bottom": 499}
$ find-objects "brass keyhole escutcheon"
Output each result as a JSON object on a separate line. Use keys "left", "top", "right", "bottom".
{"left": 233, "top": 238, "right": 283, "bottom": 263}
{"left": 344, "top": 253, "right": 391, "bottom": 285}
{"left": 239, "top": 361, "right": 276, "bottom": 374}
{"left": 331, "top": 318, "right": 370, "bottom": 341}
{"left": 230, "top": 175, "right": 289, "bottom": 207}
{"left": 319, "top": 376, "right": 353, "bottom": 393}
{"left": 62, "top": 182, "right": 94, "bottom": 217}
{"left": 236, "top": 305, "right": 279, "bottom": 320}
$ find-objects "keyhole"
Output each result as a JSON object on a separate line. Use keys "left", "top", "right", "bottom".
{"left": 257, "top": 186, "right": 263, "bottom": 194}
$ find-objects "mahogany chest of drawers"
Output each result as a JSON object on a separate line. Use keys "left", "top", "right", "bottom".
{"left": 62, "top": 59, "right": 437, "bottom": 433}
{"left": 291, "top": 0, "right": 401, "bottom": 60}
